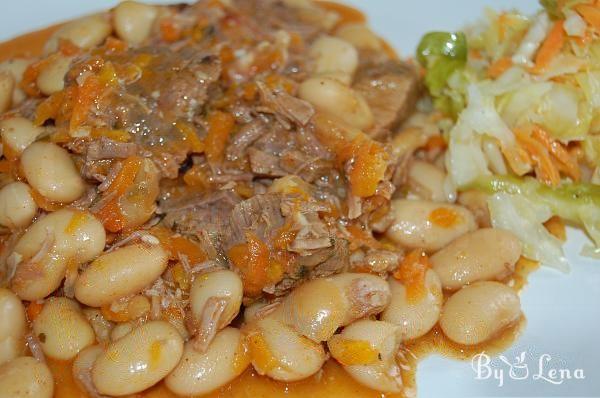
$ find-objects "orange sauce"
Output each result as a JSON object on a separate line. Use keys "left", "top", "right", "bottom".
{"left": 0, "top": 24, "right": 62, "bottom": 62}
{"left": 3, "top": 4, "right": 539, "bottom": 398}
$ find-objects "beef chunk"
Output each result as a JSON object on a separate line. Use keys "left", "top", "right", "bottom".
{"left": 354, "top": 60, "right": 421, "bottom": 137}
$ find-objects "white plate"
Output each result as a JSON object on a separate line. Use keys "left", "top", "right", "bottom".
{"left": 1, "top": 1, "right": 599, "bottom": 397}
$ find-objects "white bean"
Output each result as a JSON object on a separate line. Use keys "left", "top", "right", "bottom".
{"left": 328, "top": 320, "right": 403, "bottom": 393}
{"left": 440, "top": 281, "right": 521, "bottom": 345}
{"left": 334, "top": 23, "right": 382, "bottom": 51}
{"left": 92, "top": 321, "right": 184, "bottom": 396}
{"left": 32, "top": 297, "right": 95, "bottom": 360}
{"left": 36, "top": 55, "right": 72, "bottom": 96}
{"left": 45, "top": 14, "right": 112, "bottom": 54}
{"left": 166, "top": 327, "right": 250, "bottom": 396}
{"left": 0, "top": 182, "right": 37, "bottom": 229}
{"left": 277, "top": 273, "right": 391, "bottom": 342}
{"left": 0, "top": 71, "right": 14, "bottom": 113}
{"left": 245, "top": 315, "right": 326, "bottom": 382}
{"left": 381, "top": 270, "right": 443, "bottom": 340}
{"left": 431, "top": 228, "right": 522, "bottom": 290}
{"left": 457, "top": 189, "right": 492, "bottom": 228}
{"left": 74, "top": 243, "right": 168, "bottom": 307}
{"left": 309, "top": 35, "right": 358, "bottom": 85}
{"left": 298, "top": 77, "right": 374, "bottom": 130}
{"left": 189, "top": 270, "right": 243, "bottom": 350}
{"left": 0, "top": 117, "right": 44, "bottom": 155}
{"left": 0, "top": 59, "right": 31, "bottom": 105}
{"left": 114, "top": 1, "right": 158, "bottom": 45}
{"left": 21, "top": 142, "right": 85, "bottom": 203}
{"left": 407, "top": 160, "right": 447, "bottom": 202}
{"left": 0, "top": 289, "right": 26, "bottom": 366}
{"left": 11, "top": 209, "right": 106, "bottom": 301}
{"left": 0, "top": 356, "right": 54, "bottom": 398}
{"left": 385, "top": 199, "right": 477, "bottom": 252}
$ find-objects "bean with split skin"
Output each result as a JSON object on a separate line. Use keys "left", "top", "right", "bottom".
{"left": 244, "top": 314, "right": 327, "bottom": 382}
{"left": 298, "top": 77, "right": 374, "bottom": 130}
{"left": 0, "top": 182, "right": 38, "bottom": 229}
{"left": 189, "top": 269, "right": 243, "bottom": 349}
{"left": 21, "top": 141, "right": 85, "bottom": 203}
{"left": 430, "top": 228, "right": 522, "bottom": 290}
{"left": 11, "top": 209, "right": 106, "bottom": 301}
{"left": 32, "top": 297, "right": 95, "bottom": 360}
{"left": 74, "top": 243, "right": 168, "bottom": 307}
{"left": 328, "top": 319, "right": 403, "bottom": 393}
{"left": 407, "top": 160, "right": 447, "bottom": 202}
{"left": 0, "top": 356, "right": 54, "bottom": 398}
{"left": 0, "top": 289, "right": 26, "bottom": 366}
{"left": 384, "top": 199, "right": 477, "bottom": 252}
{"left": 44, "top": 14, "right": 111, "bottom": 54}
{"left": 381, "top": 270, "right": 443, "bottom": 340}
{"left": 92, "top": 320, "right": 184, "bottom": 396}
{"left": 309, "top": 35, "right": 358, "bottom": 85}
{"left": 277, "top": 273, "right": 391, "bottom": 342}
{"left": 0, "top": 116, "right": 44, "bottom": 155}
{"left": 113, "top": 1, "right": 158, "bottom": 45}
{"left": 440, "top": 281, "right": 521, "bottom": 345}
{"left": 166, "top": 327, "right": 250, "bottom": 396}
{"left": 72, "top": 345, "right": 103, "bottom": 396}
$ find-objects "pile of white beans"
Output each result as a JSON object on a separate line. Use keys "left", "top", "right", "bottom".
{"left": 0, "top": 1, "right": 528, "bottom": 397}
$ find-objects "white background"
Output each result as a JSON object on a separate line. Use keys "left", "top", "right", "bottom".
{"left": 1, "top": 1, "right": 599, "bottom": 397}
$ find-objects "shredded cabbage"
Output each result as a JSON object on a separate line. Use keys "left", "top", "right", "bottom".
{"left": 418, "top": 0, "right": 600, "bottom": 267}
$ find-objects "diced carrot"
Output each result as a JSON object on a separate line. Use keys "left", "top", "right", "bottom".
{"left": 205, "top": 111, "right": 235, "bottom": 164}
{"left": 488, "top": 57, "right": 513, "bottom": 78}
{"left": 30, "top": 189, "right": 64, "bottom": 212}
{"left": 393, "top": 249, "right": 430, "bottom": 303}
{"left": 544, "top": 215, "right": 567, "bottom": 241}
{"left": 70, "top": 75, "right": 104, "bottom": 131}
{"left": 58, "top": 39, "right": 80, "bottom": 56}
{"left": 348, "top": 139, "right": 389, "bottom": 198}
{"left": 346, "top": 223, "right": 385, "bottom": 251}
{"left": 20, "top": 58, "right": 52, "bottom": 97}
{"left": 575, "top": 4, "right": 600, "bottom": 31}
{"left": 514, "top": 128, "right": 561, "bottom": 187}
{"left": 328, "top": 337, "right": 378, "bottom": 366}
{"left": 93, "top": 156, "right": 141, "bottom": 232}
{"left": 90, "top": 128, "right": 131, "bottom": 142}
{"left": 424, "top": 135, "right": 447, "bottom": 151}
{"left": 160, "top": 19, "right": 181, "bottom": 42}
{"left": 26, "top": 301, "right": 44, "bottom": 321}
{"left": 228, "top": 231, "right": 283, "bottom": 297}
{"left": 428, "top": 207, "right": 461, "bottom": 228}
{"left": 533, "top": 20, "right": 565, "bottom": 74}
{"left": 531, "top": 125, "right": 580, "bottom": 181}
{"left": 175, "top": 121, "right": 205, "bottom": 153}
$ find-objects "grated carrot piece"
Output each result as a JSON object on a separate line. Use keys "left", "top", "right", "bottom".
{"left": 26, "top": 301, "right": 44, "bottom": 321}
{"left": 393, "top": 249, "right": 430, "bottom": 303}
{"left": 428, "top": 207, "right": 461, "bottom": 228}
{"left": 488, "top": 57, "right": 513, "bottom": 78}
{"left": 205, "top": 111, "right": 235, "bottom": 164}
{"left": 533, "top": 20, "right": 565, "bottom": 73}
{"left": 575, "top": 4, "right": 600, "bottom": 32}
{"left": 544, "top": 216, "right": 566, "bottom": 241}
{"left": 514, "top": 128, "right": 561, "bottom": 187}
{"left": 531, "top": 125, "right": 580, "bottom": 181}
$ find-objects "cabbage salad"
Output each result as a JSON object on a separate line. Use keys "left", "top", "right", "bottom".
{"left": 417, "top": 0, "right": 600, "bottom": 270}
